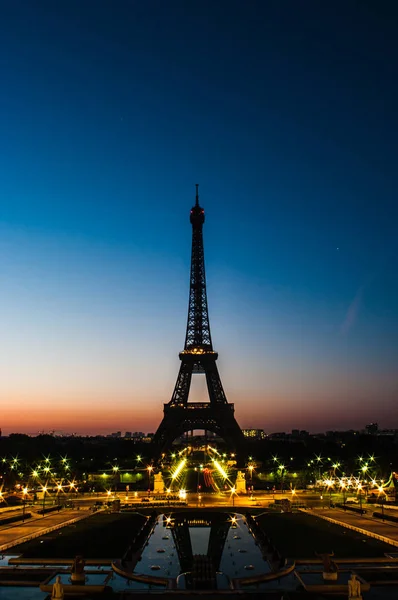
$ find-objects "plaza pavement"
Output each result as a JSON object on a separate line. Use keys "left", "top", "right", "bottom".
{"left": 307, "top": 507, "right": 398, "bottom": 546}
{"left": 0, "top": 508, "right": 91, "bottom": 550}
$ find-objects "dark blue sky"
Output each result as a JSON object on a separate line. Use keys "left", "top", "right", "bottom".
{"left": 0, "top": 0, "right": 397, "bottom": 434}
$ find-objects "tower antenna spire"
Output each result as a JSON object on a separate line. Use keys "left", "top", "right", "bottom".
{"left": 195, "top": 183, "right": 199, "bottom": 206}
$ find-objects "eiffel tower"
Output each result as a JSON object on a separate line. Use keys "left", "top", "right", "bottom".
{"left": 152, "top": 186, "right": 244, "bottom": 454}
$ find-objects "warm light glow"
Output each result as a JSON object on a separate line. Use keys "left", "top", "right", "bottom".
{"left": 171, "top": 459, "right": 186, "bottom": 480}
{"left": 213, "top": 460, "right": 228, "bottom": 479}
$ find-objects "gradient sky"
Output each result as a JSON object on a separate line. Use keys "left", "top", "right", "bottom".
{"left": 1, "top": 1, "right": 397, "bottom": 435}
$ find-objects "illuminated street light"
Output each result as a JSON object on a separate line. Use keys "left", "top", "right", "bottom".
{"left": 22, "top": 487, "right": 28, "bottom": 522}
{"left": 230, "top": 486, "right": 236, "bottom": 507}
{"left": 41, "top": 486, "right": 47, "bottom": 516}
{"left": 147, "top": 465, "right": 154, "bottom": 494}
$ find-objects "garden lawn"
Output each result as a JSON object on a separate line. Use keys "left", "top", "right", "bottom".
{"left": 256, "top": 512, "right": 396, "bottom": 559}
{"left": 12, "top": 512, "right": 147, "bottom": 559}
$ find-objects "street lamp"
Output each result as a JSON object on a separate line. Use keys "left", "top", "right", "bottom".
{"left": 57, "top": 484, "right": 62, "bottom": 510}
{"left": 340, "top": 481, "right": 346, "bottom": 510}
{"left": 147, "top": 466, "right": 153, "bottom": 495}
{"left": 22, "top": 487, "right": 28, "bottom": 522}
{"left": 231, "top": 486, "right": 236, "bottom": 507}
{"left": 378, "top": 486, "right": 385, "bottom": 521}
{"left": 248, "top": 465, "right": 254, "bottom": 494}
{"left": 357, "top": 483, "right": 363, "bottom": 513}
{"left": 42, "top": 486, "right": 47, "bottom": 516}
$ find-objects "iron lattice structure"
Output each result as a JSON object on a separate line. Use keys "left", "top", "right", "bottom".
{"left": 152, "top": 186, "right": 244, "bottom": 454}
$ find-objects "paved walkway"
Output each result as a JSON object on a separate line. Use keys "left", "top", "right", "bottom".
{"left": 0, "top": 508, "right": 91, "bottom": 549}
{"left": 308, "top": 507, "right": 398, "bottom": 545}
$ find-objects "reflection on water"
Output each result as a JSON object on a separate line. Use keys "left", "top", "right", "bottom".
{"left": 0, "top": 588, "right": 45, "bottom": 600}
{"left": 219, "top": 515, "right": 271, "bottom": 578}
{"left": 0, "top": 512, "right": 270, "bottom": 596}
{"left": 136, "top": 513, "right": 269, "bottom": 581}
{"left": 190, "top": 526, "right": 211, "bottom": 555}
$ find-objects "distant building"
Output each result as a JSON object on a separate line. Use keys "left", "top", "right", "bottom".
{"left": 366, "top": 423, "right": 379, "bottom": 434}
{"left": 111, "top": 431, "right": 122, "bottom": 438}
{"left": 124, "top": 432, "right": 132, "bottom": 438}
{"left": 242, "top": 429, "right": 266, "bottom": 440}
{"left": 269, "top": 432, "right": 286, "bottom": 439}
{"left": 291, "top": 429, "right": 309, "bottom": 438}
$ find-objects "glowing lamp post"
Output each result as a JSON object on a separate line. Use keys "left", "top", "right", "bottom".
{"left": 42, "top": 486, "right": 47, "bottom": 516}
{"left": 248, "top": 465, "right": 254, "bottom": 494}
{"left": 22, "top": 487, "right": 28, "bottom": 522}
{"left": 378, "top": 487, "right": 385, "bottom": 521}
{"left": 147, "top": 466, "right": 153, "bottom": 495}
{"left": 231, "top": 486, "right": 236, "bottom": 507}
{"left": 57, "top": 484, "right": 62, "bottom": 510}
{"left": 357, "top": 483, "right": 363, "bottom": 513}
{"left": 340, "top": 481, "right": 346, "bottom": 510}
{"left": 324, "top": 479, "right": 333, "bottom": 508}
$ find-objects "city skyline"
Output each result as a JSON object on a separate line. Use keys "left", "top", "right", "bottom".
{"left": 1, "top": 2, "right": 397, "bottom": 435}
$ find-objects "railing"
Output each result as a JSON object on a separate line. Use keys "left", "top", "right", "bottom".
{"left": 166, "top": 403, "right": 234, "bottom": 410}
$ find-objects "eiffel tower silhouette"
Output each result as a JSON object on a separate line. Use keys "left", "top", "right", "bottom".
{"left": 152, "top": 186, "right": 244, "bottom": 454}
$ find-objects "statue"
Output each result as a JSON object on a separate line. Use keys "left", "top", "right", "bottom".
{"left": 71, "top": 555, "right": 86, "bottom": 584}
{"left": 315, "top": 551, "right": 338, "bottom": 581}
{"left": 235, "top": 471, "right": 247, "bottom": 494}
{"left": 51, "top": 575, "right": 64, "bottom": 599}
{"left": 348, "top": 573, "right": 362, "bottom": 599}
{"left": 153, "top": 472, "right": 165, "bottom": 494}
